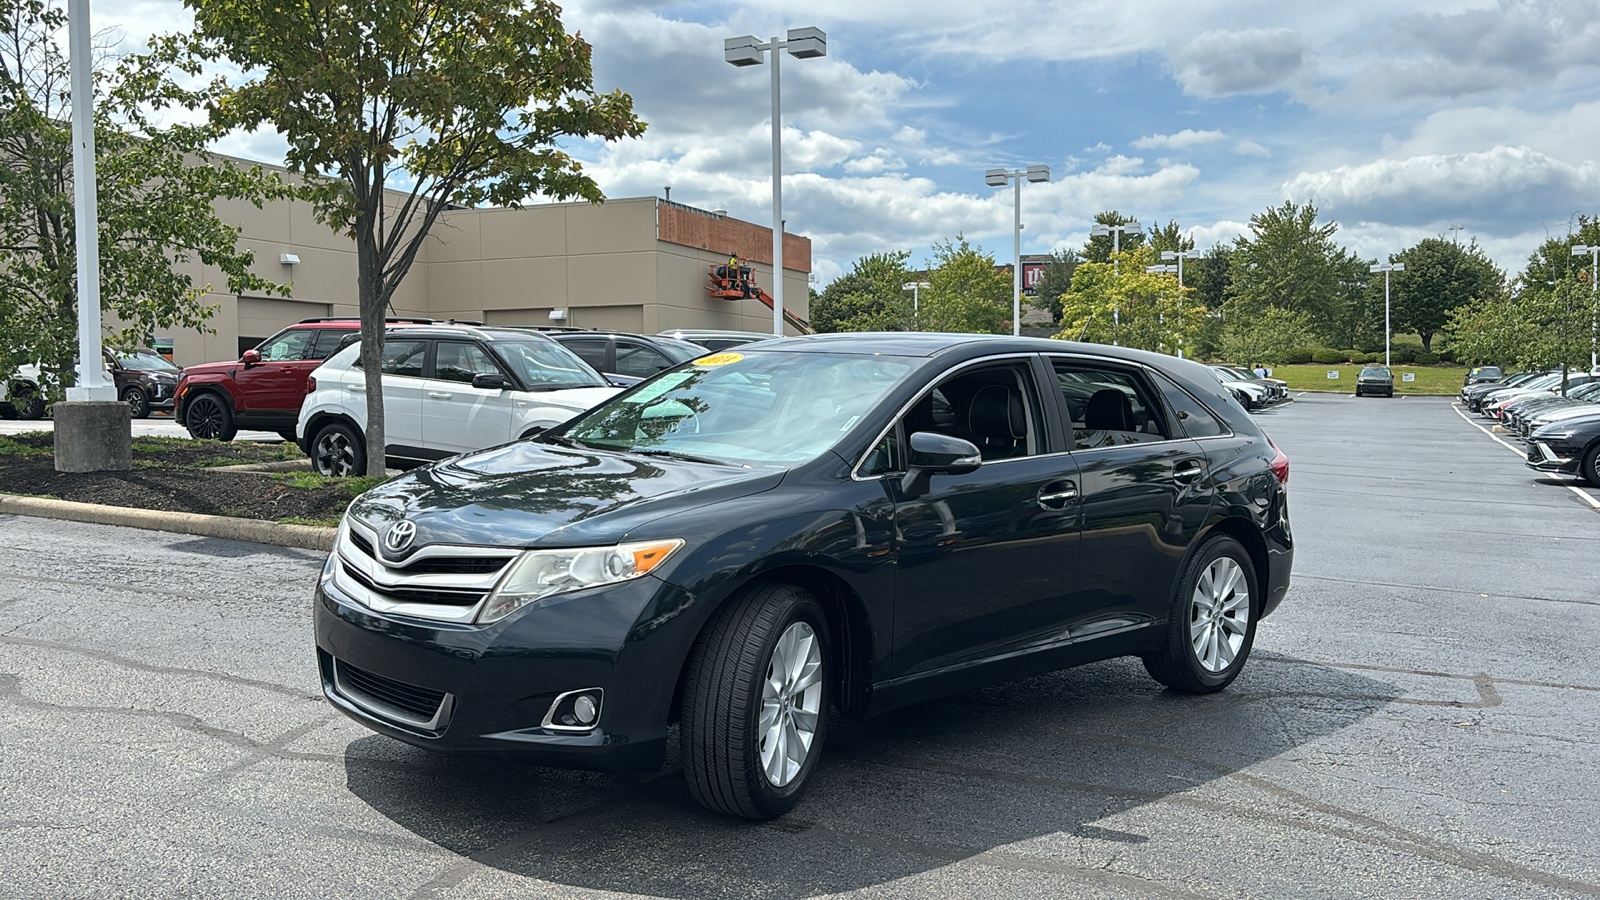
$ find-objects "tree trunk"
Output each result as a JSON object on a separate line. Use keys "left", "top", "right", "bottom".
{"left": 1419, "top": 331, "right": 1433, "bottom": 353}
{"left": 355, "top": 216, "right": 386, "bottom": 477}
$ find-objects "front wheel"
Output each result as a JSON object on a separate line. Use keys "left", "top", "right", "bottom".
{"left": 123, "top": 386, "right": 150, "bottom": 419}
{"left": 310, "top": 421, "right": 366, "bottom": 477}
{"left": 185, "top": 393, "right": 237, "bottom": 441}
{"left": 1144, "top": 535, "right": 1259, "bottom": 693}
{"left": 1582, "top": 443, "right": 1600, "bottom": 489}
{"left": 14, "top": 387, "right": 44, "bottom": 420}
{"left": 681, "top": 582, "right": 830, "bottom": 819}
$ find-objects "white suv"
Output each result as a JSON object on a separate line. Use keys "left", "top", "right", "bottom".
{"left": 298, "top": 325, "right": 620, "bottom": 476}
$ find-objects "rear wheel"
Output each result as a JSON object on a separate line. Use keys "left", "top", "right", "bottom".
{"left": 185, "top": 393, "right": 236, "bottom": 441}
{"left": 1582, "top": 443, "right": 1600, "bottom": 489}
{"left": 311, "top": 421, "right": 366, "bottom": 477}
{"left": 682, "top": 582, "right": 830, "bottom": 819}
{"left": 13, "top": 386, "right": 44, "bottom": 420}
{"left": 1144, "top": 535, "right": 1259, "bottom": 693}
{"left": 277, "top": 430, "right": 298, "bottom": 444}
{"left": 123, "top": 386, "right": 150, "bottom": 418}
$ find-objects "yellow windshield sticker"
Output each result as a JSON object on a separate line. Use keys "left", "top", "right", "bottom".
{"left": 693, "top": 352, "right": 744, "bottom": 366}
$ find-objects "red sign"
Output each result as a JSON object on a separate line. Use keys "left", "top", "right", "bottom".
{"left": 1021, "top": 263, "right": 1046, "bottom": 295}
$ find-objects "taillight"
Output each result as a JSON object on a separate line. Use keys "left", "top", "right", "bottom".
{"left": 305, "top": 375, "right": 317, "bottom": 395}
{"left": 1268, "top": 438, "right": 1289, "bottom": 485}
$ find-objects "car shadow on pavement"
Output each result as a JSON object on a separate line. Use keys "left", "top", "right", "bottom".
{"left": 342, "top": 655, "right": 1397, "bottom": 897}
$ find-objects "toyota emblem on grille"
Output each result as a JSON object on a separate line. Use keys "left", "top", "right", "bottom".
{"left": 383, "top": 520, "right": 417, "bottom": 553}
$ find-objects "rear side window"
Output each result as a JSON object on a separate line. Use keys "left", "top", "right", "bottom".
{"left": 1154, "top": 372, "right": 1228, "bottom": 438}
{"left": 378, "top": 340, "right": 427, "bottom": 377}
{"left": 560, "top": 338, "right": 610, "bottom": 372}
{"left": 614, "top": 342, "right": 673, "bottom": 378}
{"left": 1051, "top": 360, "right": 1171, "bottom": 449}
{"left": 306, "top": 329, "right": 349, "bottom": 360}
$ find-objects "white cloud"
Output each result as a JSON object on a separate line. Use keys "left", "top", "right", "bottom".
{"left": 1234, "top": 140, "right": 1272, "bottom": 158}
{"left": 1171, "top": 28, "right": 1306, "bottom": 96}
{"left": 1283, "top": 146, "right": 1600, "bottom": 226}
{"left": 1132, "top": 129, "right": 1227, "bottom": 150}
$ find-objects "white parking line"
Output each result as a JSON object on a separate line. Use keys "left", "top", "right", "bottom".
{"left": 1451, "top": 403, "right": 1600, "bottom": 509}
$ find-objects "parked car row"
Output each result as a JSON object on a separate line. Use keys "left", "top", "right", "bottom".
{"left": 1208, "top": 366, "right": 1290, "bottom": 411}
{"left": 1, "top": 348, "right": 181, "bottom": 420}
{"left": 1461, "top": 369, "right": 1600, "bottom": 487}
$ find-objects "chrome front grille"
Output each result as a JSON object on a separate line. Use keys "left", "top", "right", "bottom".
{"left": 330, "top": 521, "right": 519, "bottom": 623}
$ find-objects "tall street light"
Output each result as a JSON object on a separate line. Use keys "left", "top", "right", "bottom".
{"left": 725, "top": 27, "right": 826, "bottom": 336}
{"left": 985, "top": 166, "right": 1050, "bottom": 336}
{"left": 1574, "top": 243, "right": 1599, "bottom": 369}
{"left": 902, "top": 280, "right": 930, "bottom": 321}
{"left": 1091, "top": 221, "right": 1142, "bottom": 344}
{"left": 1371, "top": 260, "right": 1406, "bottom": 367}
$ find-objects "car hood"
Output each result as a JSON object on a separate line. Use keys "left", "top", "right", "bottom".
{"left": 1533, "top": 405, "right": 1600, "bottom": 425}
{"left": 345, "top": 440, "right": 785, "bottom": 551}
{"left": 177, "top": 360, "right": 241, "bottom": 378}
{"left": 511, "top": 385, "right": 619, "bottom": 413}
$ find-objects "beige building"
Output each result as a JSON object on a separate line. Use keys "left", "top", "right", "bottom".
{"left": 171, "top": 185, "right": 812, "bottom": 366}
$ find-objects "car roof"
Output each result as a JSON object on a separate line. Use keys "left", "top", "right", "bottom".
{"left": 382, "top": 324, "right": 555, "bottom": 342}
{"left": 657, "top": 328, "right": 775, "bottom": 339}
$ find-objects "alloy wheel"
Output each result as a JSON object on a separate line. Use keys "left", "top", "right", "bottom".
{"left": 315, "top": 430, "right": 358, "bottom": 477}
{"left": 1188, "top": 557, "right": 1251, "bottom": 673}
{"left": 188, "top": 397, "right": 226, "bottom": 438}
{"left": 758, "top": 621, "right": 823, "bottom": 788}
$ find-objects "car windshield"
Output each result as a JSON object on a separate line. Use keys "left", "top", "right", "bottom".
{"left": 1360, "top": 367, "right": 1391, "bottom": 378}
{"left": 556, "top": 350, "right": 915, "bottom": 467}
{"left": 656, "top": 338, "right": 710, "bottom": 364}
{"left": 114, "top": 351, "right": 179, "bottom": 373}
{"left": 491, "top": 339, "right": 607, "bottom": 390}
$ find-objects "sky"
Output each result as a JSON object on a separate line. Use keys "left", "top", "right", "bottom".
{"left": 107, "top": 0, "right": 1600, "bottom": 286}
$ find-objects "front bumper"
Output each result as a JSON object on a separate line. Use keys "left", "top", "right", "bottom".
{"left": 1525, "top": 439, "right": 1580, "bottom": 475}
{"left": 314, "top": 568, "right": 700, "bottom": 773}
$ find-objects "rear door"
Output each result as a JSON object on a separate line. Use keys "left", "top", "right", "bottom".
{"left": 421, "top": 340, "right": 516, "bottom": 454}
{"left": 1045, "top": 356, "right": 1214, "bottom": 638}
{"left": 612, "top": 339, "right": 678, "bottom": 379}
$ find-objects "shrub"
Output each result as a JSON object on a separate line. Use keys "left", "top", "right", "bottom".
{"left": 1391, "top": 346, "right": 1417, "bottom": 364}
{"left": 1414, "top": 351, "right": 1439, "bottom": 365}
{"left": 1312, "top": 349, "right": 1347, "bottom": 364}
{"left": 1349, "top": 352, "right": 1373, "bottom": 364}
{"left": 1281, "top": 347, "right": 1314, "bottom": 364}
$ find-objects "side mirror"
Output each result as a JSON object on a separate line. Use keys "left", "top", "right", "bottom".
{"left": 471, "top": 373, "right": 510, "bottom": 390}
{"left": 900, "top": 431, "right": 981, "bottom": 497}
{"left": 240, "top": 349, "right": 262, "bottom": 365}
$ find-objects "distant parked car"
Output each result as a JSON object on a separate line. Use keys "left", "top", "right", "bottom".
{"left": 176, "top": 316, "right": 433, "bottom": 442}
{"left": 655, "top": 328, "right": 775, "bottom": 352}
{"left": 1, "top": 365, "right": 46, "bottom": 420}
{"left": 1355, "top": 366, "right": 1394, "bottom": 398}
{"left": 543, "top": 331, "right": 706, "bottom": 385}
{"left": 1528, "top": 415, "right": 1600, "bottom": 487}
{"left": 107, "top": 348, "right": 182, "bottom": 418}
{"left": 297, "top": 324, "right": 619, "bottom": 476}
{"left": 1464, "top": 366, "right": 1503, "bottom": 386}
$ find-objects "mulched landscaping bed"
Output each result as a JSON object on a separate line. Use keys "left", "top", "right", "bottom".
{"left": 0, "top": 432, "right": 358, "bottom": 525}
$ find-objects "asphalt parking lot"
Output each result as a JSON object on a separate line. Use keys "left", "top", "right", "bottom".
{"left": 3, "top": 392, "right": 1599, "bottom": 898}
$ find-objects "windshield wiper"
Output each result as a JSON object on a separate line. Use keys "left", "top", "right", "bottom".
{"left": 629, "top": 448, "right": 733, "bottom": 466}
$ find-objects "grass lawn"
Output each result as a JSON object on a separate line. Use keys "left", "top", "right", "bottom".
{"left": 1267, "top": 363, "right": 1468, "bottom": 395}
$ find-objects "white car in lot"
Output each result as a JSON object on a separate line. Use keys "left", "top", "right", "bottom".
{"left": 298, "top": 324, "right": 621, "bottom": 476}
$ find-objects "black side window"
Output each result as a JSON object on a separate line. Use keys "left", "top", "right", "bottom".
{"left": 305, "top": 329, "right": 347, "bottom": 360}
{"left": 1051, "top": 360, "right": 1171, "bottom": 449}
{"left": 379, "top": 340, "right": 428, "bottom": 378}
{"left": 614, "top": 342, "right": 672, "bottom": 378}
{"left": 906, "top": 363, "right": 1043, "bottom": 462}
{"left": 1155, "top": 372, "right": 1228, "bottom": 438}
{"left": 433, "top": 341, "right": 502, "bottom": 384}
{"left": 562, "top": 338, "right": 610, "bottom": 372}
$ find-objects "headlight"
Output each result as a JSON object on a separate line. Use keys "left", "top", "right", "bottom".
{"left": 478, "top": 539, "right": 684, "bottom": 624}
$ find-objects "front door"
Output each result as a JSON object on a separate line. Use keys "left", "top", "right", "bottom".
{"left": 887, "top": 357, "right": 1082, "bottom": 680}
{"left": 1046, "top": 357, "right": 1214, "bottom": 637}
{"left": 421, "top": 340, "right": 515, "bottom": 455}
{"left": 233, "top": 328, "right": 318, "bottom": 422}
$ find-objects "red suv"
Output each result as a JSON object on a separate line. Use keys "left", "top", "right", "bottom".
{"left": 176, "top": 317, "right": 431, "bottom": 441}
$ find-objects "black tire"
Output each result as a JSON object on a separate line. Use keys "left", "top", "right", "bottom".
{"left": 681, "top": 582, "right": 831, "bottom": 819}
{"left": 310, "top": 421, "right": 366, "bottom": 477}
{"left": 122, "top": 386, "right": 150, "bottom": 419}
{"left": 1144, "top": 535, "right": 1260, "bottom": 694}
{"left": 185, "top": 393, "right": 237, "bottom": 441}
{"left": 14, "top": 387, "right": 44, "bottom": 420}
{"left": 1582, "top": 443, "right": 1600, "bottom": 489}
{"left": 277, "top": 430, "right": 298, "bottom": 444}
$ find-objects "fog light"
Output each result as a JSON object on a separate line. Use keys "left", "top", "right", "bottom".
{"left": 573, "top": 694, "right": 597, "bottom": 725}
{"left": 542, "top": 688, "right": 604, "bottom": 732}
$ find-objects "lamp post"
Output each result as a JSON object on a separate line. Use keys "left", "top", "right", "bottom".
{"left": 1162, "top": 249, "right": 1201, "bottom": 358}
{"left": 1447, "top": 225, "right": 1464, "bottom": 245}
{"left": 1370, "top": 260, "right": 1406, "bottom": 367}
{"left": 1574, "top": 244, "right": 1599, "bottom": 369}
{"left": 902, "top": 281, "right": 930, "bottom": 322}
{"left": 985, "top": 165, "right": 1051, "bottom": 336}
{"left": 725, "top": 27, "right": 827, "bottom": 336}
{"left": 1090, "top": 221, "right": 1142, "bottom": 344}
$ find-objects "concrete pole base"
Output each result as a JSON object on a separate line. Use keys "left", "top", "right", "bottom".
{"left": 54, "top": 401, "right": 132, "bottom": 473}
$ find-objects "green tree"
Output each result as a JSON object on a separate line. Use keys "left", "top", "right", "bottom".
{"left": 1146, "top": 219, "right": 1195, "bottom": 255}
{"left": 1221, "top": 307, "right": 1315, "bottom": 367}
{"left": 809, "top": 250, "right": 913, "bottom": 333}
{"left": 164, "top": 0, "right": 644, "bottom": 474}
{"left": 1444, "top": 291, "right": 1535, "bottom": 369}
{"left": 1055, "top": 246, "right": 1203, "bottom": 355}
{"left": 0, "top": 0, "right": 288, "bottom": 400}
{"left": 1227, "top": 201, "right": 1350, "bottom": 342}
{"left": 918, "top": 237, "right": 1010, "bottom": 334}
{"left": 1031, "top": 248, "right": 1079, "bottom": 325}
{"left": 1081, "top": 210, "right": 1146, "bottom": 263}
{"left": 1391, "top": 237, "right": 1503, "bottom": 352}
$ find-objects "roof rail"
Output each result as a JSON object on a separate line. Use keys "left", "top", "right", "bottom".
{"left": 295, "top": 316, "right": 436, "bottom": 324}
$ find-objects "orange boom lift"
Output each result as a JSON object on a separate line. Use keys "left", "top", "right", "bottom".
{"left": 707, "top": 261, "right": 813, "bottom": 334}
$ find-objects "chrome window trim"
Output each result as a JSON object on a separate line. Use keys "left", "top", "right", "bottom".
{"left": 849, "top": 352, "right": 1052, "bottom": 482}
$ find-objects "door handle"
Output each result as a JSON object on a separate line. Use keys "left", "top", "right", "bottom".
{"left": 1174, "top": 459, "right": 1204, "bottom": 483}
{"left": 1038, "top": 481, "right": 1078, "bottom": 509}
{"left": 427, "top": 391, "right": 453, "bottom": 399}
{"left": 345, "top": 385, "right": 364, "bottom": 392}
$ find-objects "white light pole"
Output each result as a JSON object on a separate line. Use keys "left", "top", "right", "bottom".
{"left": 1573, "top": 244, "right": 1599, "bottom": 369}
{"left": 1091, "top": 221, "right": 1142, "bottom": 344}
{"left": 1162, "top": 249, "right": 1202, "bottom": 358}
{"left": 66, "top": 0, "right": 110, "bottom": 402}
{"left": 902, "top": 281, "right": 930, "bottom": 321}
{"left": 1370, "top": 260, "right": 1406, "bottom": 367}
{"left": 725, "top": 27, "right": 826, "bottom": 336}
{"left": 985, "top": 165, "right": 1051, "bottom": 336}
{"left": 1447, "top": 225, "right": 1465, "bottom": 245}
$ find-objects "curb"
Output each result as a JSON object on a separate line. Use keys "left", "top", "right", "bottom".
{"left": 213, "top": 458, "right": 313, "bottom": 473}
{"left": 0, "top": 494, "right": 335, "bottom": 551}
